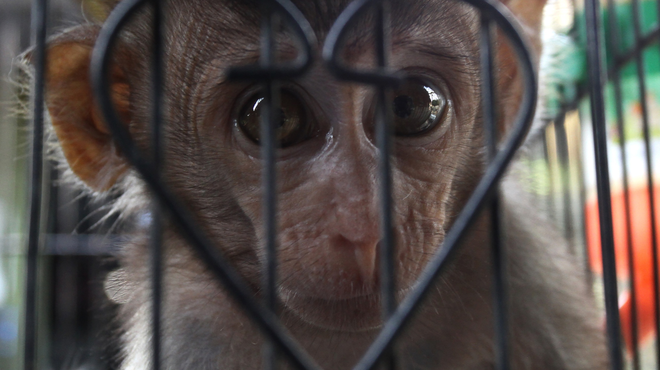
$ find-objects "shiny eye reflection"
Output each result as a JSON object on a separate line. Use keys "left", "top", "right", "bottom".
{"left": 236, "top": 91, "right": 317, "bottom": 148}
{"left": 392, "top": 81, "right": 447, "bottom": 136}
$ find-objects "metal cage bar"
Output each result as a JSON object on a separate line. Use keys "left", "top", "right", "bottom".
{"left": 372, "top": 2, "right": 398, "bottom": 369}
{"left": 554, "top": 113, "right": 576, "bottom": 249}
{"left": 258, "top": 2, "right": 282, "bottom": 368}
{"left": 330, "top": 1, "right": 538, "bottom": 369}
{"left": 93, "top": 1, "right": 322, "bottom": 369}
{"left": 585, "top": 0, "right": 624, "bottom": 369}
{"left": 605, "top": 0, "right": 641, "bottom": 367}
{"left": 23, "top": 0, "right": 47, "bottom": 367}
{"left": 630, "top": 1, "right": 660, "bottom": 366}
{"left": 96, "top": 0, "right": 538, "bottom": 369}
{"left": 479, "top": 15, "right": 510, "bottom": 370}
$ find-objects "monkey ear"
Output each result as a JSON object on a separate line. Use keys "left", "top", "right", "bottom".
{"left": 500, "top": 0, "right": 547, "bottom": 35}
{"left": 104, "top": 268, "right": 134, "bottom": 304}
{"left": 82, "top": 0, "right": 119, "bottom": 23}
{"left": 44, "top": 26, "right": 132, "bottom": 191}
{"left": 491, "top": 0, "right": 546, "bottom": 133}
{"left": 499, "top": 0, "right": 547, "bottom": 55}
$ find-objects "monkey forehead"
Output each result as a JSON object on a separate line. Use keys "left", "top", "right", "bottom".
{"left": 163, "top": 0, "right": 479, "bottom": 59}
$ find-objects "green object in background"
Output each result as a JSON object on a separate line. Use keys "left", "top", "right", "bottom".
{"left": 540, "top": 31, "right": 586, "bottom": 117}
{"left": 566, "top": 1, "right": 660, "bottom": 142}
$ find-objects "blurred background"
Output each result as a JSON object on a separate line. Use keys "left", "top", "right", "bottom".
{"left": 0, "top": 1, "right": 122, "bottom": 369}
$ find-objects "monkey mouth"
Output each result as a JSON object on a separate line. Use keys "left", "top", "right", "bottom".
{"left": 279, "top": 287, "right": 410, "bottom": 332}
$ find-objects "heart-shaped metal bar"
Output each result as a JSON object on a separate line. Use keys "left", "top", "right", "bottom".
{"left": 323, "top": 1, "right": 537, "bottom": 369}
{"left": 90, "top": 0, "right": 537, "bottom": 369}
{"left": 226, "top": 0, "right": 316, "bottom": 81}
{"left": 91, "top": 0, "right": 320, "bottom": 369}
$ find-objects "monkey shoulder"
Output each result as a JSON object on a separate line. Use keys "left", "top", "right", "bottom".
{"left": 500, "top": 177, "right": 609, "bottom": 370}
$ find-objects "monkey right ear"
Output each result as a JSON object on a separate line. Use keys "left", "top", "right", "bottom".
{"left": 43, "top": 26, "right": 132, "bottom": 191}
{"left": 500, "top": 0, "right": 547, "bottom": 34}
{"left": 499, "top": 0, "right": 547, "bottom": 54}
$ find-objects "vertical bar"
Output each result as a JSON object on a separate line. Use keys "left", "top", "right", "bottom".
{"left": 261, "top": 80, "right": 280, "bottom": 370}
{"left": 375, "top": 1, "right": 396, "bottom": 369}
{"left": 630, "top": 1, "right": 660, "bottom": 366}
{"left": 526, "top": 140, "right": 539, "bottom": 207}
{"left": 584, "top": 0, "right": 624, "bottom": 369}
{"left": 605, "top": 0, "right": 641, "bottom": 366}
{"left": 542, "top": 131, "right": 557, "bottom": 221}
{"left": 575, "top": 115, "right": 593, "bottom": 286}
{"left": 261, "top": 2, "right": 279, "bottom": 369}
{"left": 23, "top": 0, "right": 47, "bottom": 367}
{"left": 480, "top": 16, "right": 509, "bottom": 370}
{"left": 149, "top": 0, "right": 165, "bottom": 369}
{"left": 555, "top": 114, "right": 576, "bottom": 249}
{"left": 376, "top": 0, "right": 395, "bottom": 321}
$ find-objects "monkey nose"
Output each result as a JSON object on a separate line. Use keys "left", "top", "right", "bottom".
{"left": 353, "top": 242, "right": 379, "bottom": 284}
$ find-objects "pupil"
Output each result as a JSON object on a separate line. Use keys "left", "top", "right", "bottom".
{"left": 393, "top": 95, "right": 414, "bottom": 118}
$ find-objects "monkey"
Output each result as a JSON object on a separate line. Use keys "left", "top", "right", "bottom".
{"left": 36, "top": 0, "right": 609, "bottom": 369}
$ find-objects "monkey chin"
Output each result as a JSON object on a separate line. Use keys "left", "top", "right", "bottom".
{"left": 279, "top": 287, "right": 383, "bottom": 332}
{"left": 279, "top": 286, "right": 411, "bottom": 332}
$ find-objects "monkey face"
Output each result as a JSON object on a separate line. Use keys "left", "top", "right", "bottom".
{"left": 144, "top": 0, "right": 485, "bottom": 331}
{"left": 44, "top": 0, "right": 533, "bottom": 334}
{"left": 40, "top": 1, "right": 616, "bottom": 369}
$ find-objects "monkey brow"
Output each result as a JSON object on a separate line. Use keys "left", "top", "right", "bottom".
{"left": 406, "top": 42, "right": 478, "bottom": 65}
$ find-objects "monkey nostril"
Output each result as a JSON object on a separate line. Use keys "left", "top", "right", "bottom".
{"left": 353, "top": 242, "right": 378, "bottom": 283}
{"left": 334, "top": 235, "right": 380, "bottom": 285}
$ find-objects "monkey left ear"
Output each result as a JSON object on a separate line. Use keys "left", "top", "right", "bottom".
{"left": 43, "top": 26, "right": 133, "bottom": 192}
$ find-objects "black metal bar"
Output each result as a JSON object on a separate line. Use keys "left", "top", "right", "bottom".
{"left": 556, "top": 22, "right": 660, "bottom": 115}
{"left": 149, "top": 0, "right": 165, "bottom": 368}
{"left": 226, "top": 0, "right": 315, "bottom": 81}
{"left": 480, "top": 15, "right": 509, "bottom": 370}
{"left": 630, "top": 1, "right": 660, "bottom": 366}
{"left": 260, "top": 1, "right": 280, "bottom": 369}
{"left": 91, "top": 1, "right": 320, "bottom": 369}
{"left": 574, "top": 112, "right": 593, "bottom": 286}
{"left": 543, "top": 129, "right": 557, "bottom": 222}
{"left": 375, "top": 0, "right": 396, "bottom": 321}
{"left": 556, "top": 23, "right": 660, "bottom": 115}
{"left": 373, "top": 2, "right": 397, "bottom": 369}
{"left": 322, "top": 0, "right": 403, "bottom": 87}
{"left": 524, "top": 144, "right": 539, "bottom": 206}
{"left": 338, "top": 1, "right": 538, "bottom": 368}
{"left": 584, "top": 0, "right": 624, "bottom": 369}
{"left": 23, "top": 0, "right": 47, "bottom": 367}
{"left": 555, "top": 114, "right": 576, "bottom": 250}
{"left": 40, "top": 234, "right": 122, "bottom": 255}
{"left": 613, "top": 25, "right": 660, "bottom": 73}
{"left": 605, "top": 0, "right": 641, "bottom": 365}
{"left": 616, "top": 83, "right": 642, "bottom": 370}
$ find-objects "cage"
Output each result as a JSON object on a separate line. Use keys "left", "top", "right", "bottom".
{"left": 0, "top": 0, "right": 658, "bottom": 369}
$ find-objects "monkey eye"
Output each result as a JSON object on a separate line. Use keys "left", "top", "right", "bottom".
{"left": 236, "top": 90, "right": 317, "bottom": 148}
{"left": 391, "top": 80, "right": 447, "bottom": 136}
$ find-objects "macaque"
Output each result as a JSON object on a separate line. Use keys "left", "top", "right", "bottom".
{"left": 37, "top": 0, "right": 608, "bottom": 369}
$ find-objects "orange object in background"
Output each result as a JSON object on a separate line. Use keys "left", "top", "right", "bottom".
{"left": 586, "top": 185, "right": 660, "bottom": 352}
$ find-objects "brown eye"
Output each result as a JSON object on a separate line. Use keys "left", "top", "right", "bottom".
{"left": 391, "top": 81, "right": 447, "bottom": 136}
{"left": 236, "top": 91, "right": 317, "bottom": 148}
